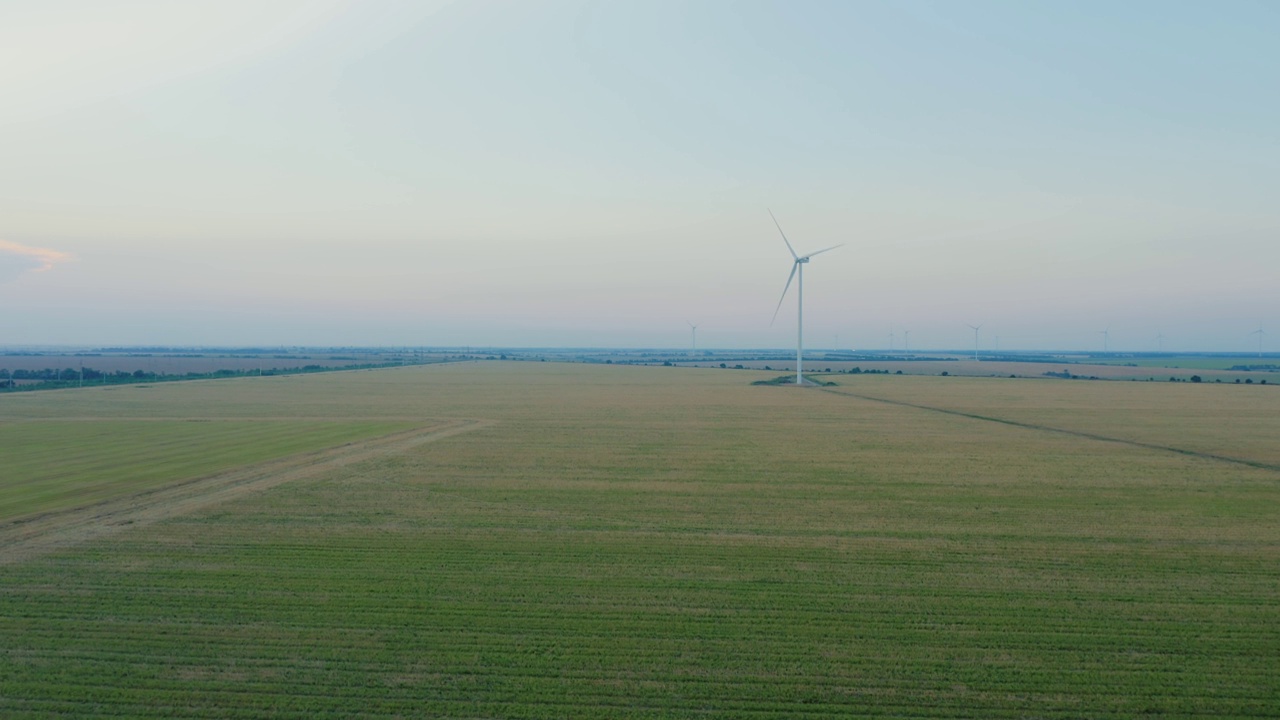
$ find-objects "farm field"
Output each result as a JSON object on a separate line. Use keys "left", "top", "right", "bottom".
{"left": 0, "top": 351, "right": 465, "bottom": 391}
{"left": 0, "top": 419, "right": 419, "bottom": 521}
{"left": 830, "top": 375, "right": 1280, "bottom": 468}
{"left": 0, "top": 353, "right": 379, "bottom": 375}
{"left": 682, "top": 358, "right": 1279, "bottom": 383}
{"left": 1, "top": 362, "right": 1277, "bottom": 718}
{"left": 1089, "top": 355, "right": 1275, "bottom": 370}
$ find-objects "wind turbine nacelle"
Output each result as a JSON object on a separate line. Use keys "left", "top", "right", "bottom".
{"left": 797, "top": 257, "right": 810, "bottom": 264}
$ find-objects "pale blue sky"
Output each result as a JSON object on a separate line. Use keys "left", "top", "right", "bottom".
{"left": 2, "top": 0, "right": 1277, "bottom": 351}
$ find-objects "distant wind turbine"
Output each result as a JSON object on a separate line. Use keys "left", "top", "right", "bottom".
{"left": 1098, "top": 327, "right": 1110, "bottom": 353}
{"left": 769, "top": 209, "right": 842, "bottom": 386}
{"left": 888, "top": 330, "right": 895, "bottom": 352}
{"left": 967, "top": 324, "right": 982, "bottom": 362}
{"left": 903, "top": 330, "right": 910, "bottom": 353}
{"left": 1156, "top": 330, "right": 1166, "bottom": 353}
{"left": 1249, "top": 326, "right": 1265, "bottom": 358}
{"left": 688, "top": 322, "right": 699, "bottom": 356}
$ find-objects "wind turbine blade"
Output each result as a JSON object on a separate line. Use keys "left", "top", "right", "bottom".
{"left": 768, "top": 209, "right": 799, "bottom": 260}
{"left": 771, "top": 262, "right": 799, "bottom": 325}
{"left": 804, "top": 243, "right": 844, "bottom": 259}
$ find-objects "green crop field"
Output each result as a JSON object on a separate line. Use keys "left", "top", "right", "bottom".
{"left": 1088, "top": 355, "right": 1269, "bottom": 371}
{"left": 0, "top": 419, "right": 418, "bottom": 520}
{"left": 1, "top": 363, "right": 1277, "bottom": 718}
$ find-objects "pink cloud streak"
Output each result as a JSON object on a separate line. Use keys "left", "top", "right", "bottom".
{"left": 0, "top": 239, "right": 73, "bottom": 272}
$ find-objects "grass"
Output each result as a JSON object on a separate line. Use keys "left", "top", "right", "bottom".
{"left": 1, "top": 363, "right": 1277, "bottom": 718}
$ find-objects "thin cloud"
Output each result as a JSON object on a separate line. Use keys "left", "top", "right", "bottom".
{"left": 0, "top": 239, "right": 72, "bottom": 273}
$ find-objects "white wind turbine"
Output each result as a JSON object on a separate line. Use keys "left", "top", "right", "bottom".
{"left": 1098, "top": 327, "right": 1111, "bottom": 353}
{"left": 1249, "top": 325, "right": 1265, "bottom": 358}
{"left": 769, "top": 210, "right": 842, "bottom": 386}
{"left": 967, "top": 323, "right": 982, "bottom": 362}
{"left": 688, "top": 322, "right": 699, "bottom": 356}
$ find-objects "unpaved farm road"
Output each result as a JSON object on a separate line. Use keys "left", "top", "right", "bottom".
{"left": 0, "top": 418, "right": 493, "bottom": 565}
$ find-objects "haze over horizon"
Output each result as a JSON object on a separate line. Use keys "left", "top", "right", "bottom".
{"left": 2, "top": 1, "right": 1277, "bottom": 352}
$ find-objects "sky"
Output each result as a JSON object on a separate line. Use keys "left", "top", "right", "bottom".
{"left": 2, "top": 0, "right": 1277, "bottom": 352}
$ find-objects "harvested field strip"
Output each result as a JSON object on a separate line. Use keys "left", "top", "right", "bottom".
{"left": 0, "top": 419, "right": 492, "bottom": 565}
{"left": 820, "top": 386, "right": 1280, "bottom": 474}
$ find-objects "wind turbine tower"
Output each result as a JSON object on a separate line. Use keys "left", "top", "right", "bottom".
{"left": 769, "top": 210, "right": 842, "bottom": 386}
{"left": 1250, "top": 326, "right": 1265, "bottom": 358}
{"left": 688, "top": 322, "right": 699, "bottom": 356}
{"left": 903, "top": 330, "right": 910, "bottom": 353}
{"left": 967, "top": 324, "right": 982, "bottom": 362}
{"left": 1099, "top": 327, "right": 1111, "bottom": 353}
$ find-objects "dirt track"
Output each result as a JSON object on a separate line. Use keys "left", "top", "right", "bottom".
{"left": 0, "top": 419, "right": 492, "bottom": 565}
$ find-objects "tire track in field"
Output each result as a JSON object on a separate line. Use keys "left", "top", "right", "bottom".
{"left": 817, "top": 386, "right": 1280, "bottom": 474}
{"left": 0, "top": 419, "right": 493, "bottom": 565}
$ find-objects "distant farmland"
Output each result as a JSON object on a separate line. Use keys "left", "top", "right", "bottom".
{"left": 1, "top": 363, "right": 1277, "bottom": 718}
{"left": 0, "top": 352, "right": 434, "bottom": 375}
{"left": 678, "top": 357, "right": 1280, "bottom": 383}
{"left": 0, "top": 350, "right": 465, "bottom": 390}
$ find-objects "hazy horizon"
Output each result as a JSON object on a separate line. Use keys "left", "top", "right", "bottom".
{"left": 3, "top": 1, "right": 1277, "bottom": 352}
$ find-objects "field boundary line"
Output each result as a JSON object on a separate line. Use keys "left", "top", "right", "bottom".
{"left": 817, "top": 386, "right": 1280, "bottom": 474}
{"left": 0, "top": 418, "right": 494, "bottom": 565}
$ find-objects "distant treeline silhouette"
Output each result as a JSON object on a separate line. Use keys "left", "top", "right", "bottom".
{"left": 0, "top": 359, "right": 439, "bottom": 392}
